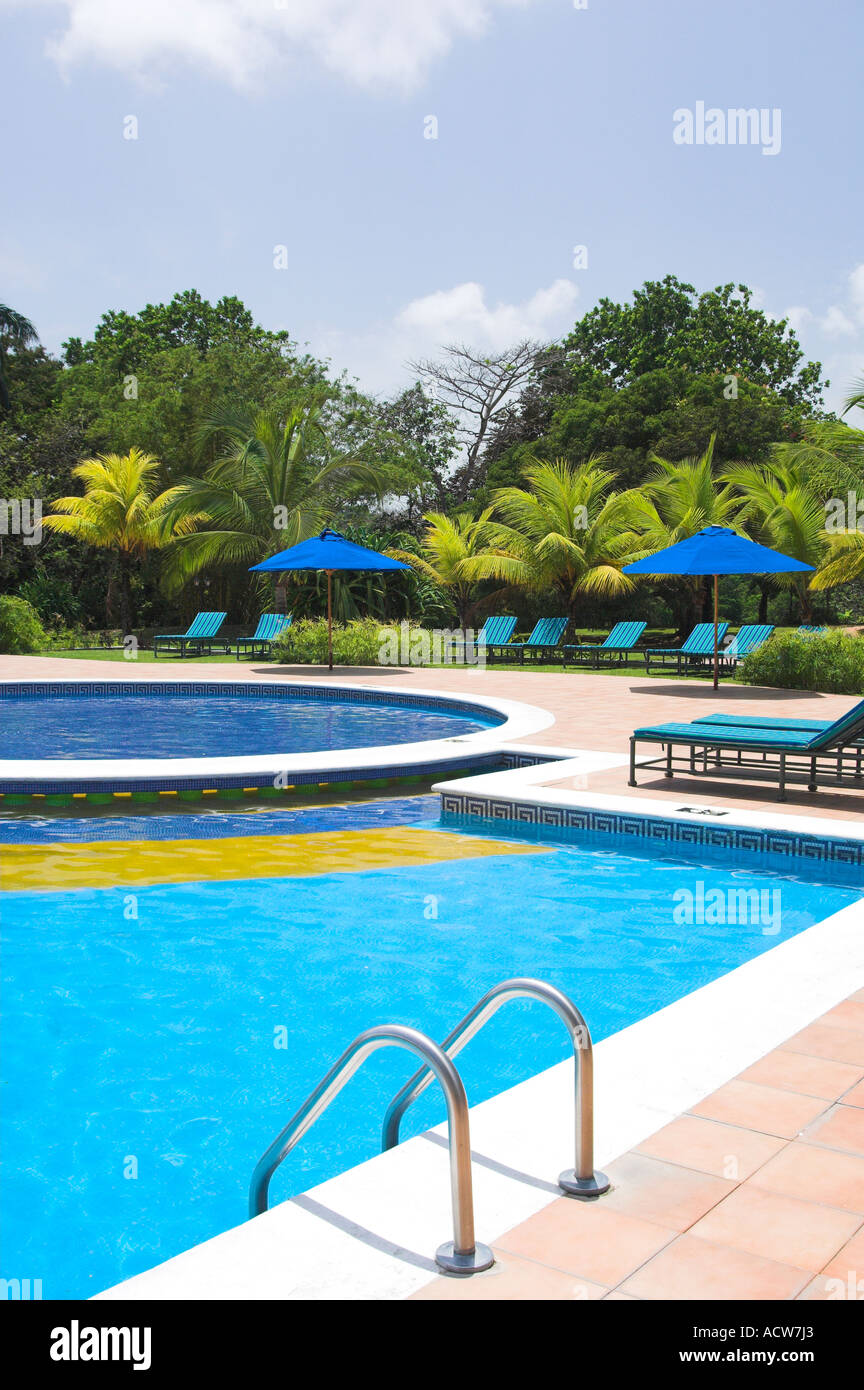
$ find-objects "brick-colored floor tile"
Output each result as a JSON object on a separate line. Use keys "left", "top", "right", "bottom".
{"left": 818, "top": 1001, "right": 864, "bottom": 1035}
{"left": 797, "top": 1227, "right": 864, "bottom": 1301}
{"left": 636, "top": 1115, "right": 785, "bottom": 1181}
{"left": 795, "top": 1274, "right": 861, "bottom": 1301}
{"left": 690, "top": 1079, "right": 827, "bottom": 1139}
{"left": 751, "top": 1143, "right": 864, "bottom": 1213}
{"left": 496, "top": 1198, "right": 675, "bottom": 1287}
{"left": 620, "top": 1234, "right": 810, "bottom": 1301}
{"left": 736, "top": 1050, "right": 863, "bottom": 1102}
{"left": 803, "top": 1104, "right": 864, "bottom": 1157}
{"left": 602, "top": 1152, "right": 735, "bottom": 1230}
{"left": 409, "top": 1252, "right": 608, "bottom": 1301}
{"left": 782, "top": 1024, "right": 864, "bottom": 1068}
{"left": 843, "top": 1079, "right": 864, "bottom": 1109}
{"left": 688, "top": 1183, "right": 861, "bottom": 1272}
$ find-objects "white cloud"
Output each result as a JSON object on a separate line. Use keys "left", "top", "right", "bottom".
{"left": 314, "top": 278, "right": 579, "bottom": 394}
{"left": 782, "top": 305, "right": 812, "bottom": 334}
{"left": 849, "top": 263, "right": 864, "bottom": 324}
{"left": 3, "top": 0, "right": 532, "bottom": 90}
{"left": 395, "top": 278, "right": 579, "bottom": 350}
{"left": 820, "top": 305, "right": 857, "bottom": 338}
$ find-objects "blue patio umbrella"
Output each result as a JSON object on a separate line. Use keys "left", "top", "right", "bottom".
{"left": 250, "top": 528, "right": 410, "bottom": 669}
{"left": 623, "top": 525, "right": 814, "bottom": 689}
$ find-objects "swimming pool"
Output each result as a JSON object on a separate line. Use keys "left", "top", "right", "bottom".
{"left": 0, "top": 686, "right": 502, "bottom": 760}
{"left": 1, "top": 794, "right": 860, "bottom": 1298}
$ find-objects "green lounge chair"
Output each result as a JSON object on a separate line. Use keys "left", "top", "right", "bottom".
{"left": 628, "top": 696, "right": 864, "bottom": 800}
{"left": 233, "top": 613, "right": 292, "bottom": 660}
{"left": 695, "top": 623, "right": 774, "bottom": 674}
{"left": 562, "top": 620, "right": 647, "bottom": 669}
{"left": 453, "top": 615, "right": 517, "bottom": 662}
{"left": 797, "top": 625, "right": 827, "bottom": 636}
{"left": 153, "top": 611, "right": 227, "bottom": 659}
{"left": 643, "top": 621, "right": 729, "bottom": 675}
{"left": 488, "top": 617, "right": 568, "bottom": 664}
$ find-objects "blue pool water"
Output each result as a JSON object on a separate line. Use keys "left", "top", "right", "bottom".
{"left": 1, "top": 796, "right": 860, "bottom": 1298}
{"left": 0, "top": 691, "right": 499, "bottom": 759}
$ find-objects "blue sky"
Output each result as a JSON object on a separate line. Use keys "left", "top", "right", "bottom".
{"left": 2, "top": 0, "right": 862, "bottom": 412}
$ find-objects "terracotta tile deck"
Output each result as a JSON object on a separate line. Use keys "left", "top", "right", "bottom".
{"left": 412, "top": 988, "right": 864, "bottom": 1300}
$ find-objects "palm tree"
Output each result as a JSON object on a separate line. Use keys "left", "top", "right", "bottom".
{"left": 458, "top": 458, "right": 649, "bottom": 620}
{"left": 42, "top": 448, "right": 188, "bottom": 629}
{"left": 634, "top": 436, "right": 742, "bottom": 630}
{"left": 160, "top": 402, "right": 383, "bottom": 609}
{"left": 388, "top": 510, "right": 503, "bottom": 632}
{"left": 769, "top": 420, "right": 864, "bottom": 601}
{"left": 722, "top": 458, "right": 827, "bottom": 622}
{"left": 843, "top": 375, "right": 864, "bottom": 418}
{"left": 0, "top": 304, "right": 38, "bottom": 409}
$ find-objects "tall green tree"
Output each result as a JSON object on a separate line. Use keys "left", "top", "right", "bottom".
{"left": 42, "top": 448, "right": 188, "bottom": 630}
{"left": 160, "top": 402, "right": 383, "bottom": 609}
{"left": 462, "top": 458, "right": 648, "bottom": 620}
{"left": 388, "top": 510, "right": 502, "bottom": 632}
{"left": 0, "top": 304, "right": 38, "bottom": 410}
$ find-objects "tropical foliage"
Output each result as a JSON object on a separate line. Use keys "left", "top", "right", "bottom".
{"left": 5, "top": 279, "right": 864, "bottom": 643}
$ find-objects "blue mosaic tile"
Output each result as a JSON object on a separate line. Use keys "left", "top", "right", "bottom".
{"left": 439, "top": 792, "right": 864, "bottom": 870}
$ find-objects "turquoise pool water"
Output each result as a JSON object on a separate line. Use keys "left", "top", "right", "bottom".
{"left": 1, "top": 795, "right": 860, "bottom": 1298}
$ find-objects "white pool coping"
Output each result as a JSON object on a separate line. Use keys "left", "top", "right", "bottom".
{"left": 0, "top": 680, "right": 555, "bottom": 788}
{"left": 95, "top": 889, "right": 864, "bottom": 1302}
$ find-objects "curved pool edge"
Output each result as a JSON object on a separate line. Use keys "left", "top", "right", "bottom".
{"left": 0, "top": 678, "right": 556, "bottom": 796}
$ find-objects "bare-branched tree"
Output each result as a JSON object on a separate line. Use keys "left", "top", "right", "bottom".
{"left": 409, "top": 340, "right": 541, "bottom": 502}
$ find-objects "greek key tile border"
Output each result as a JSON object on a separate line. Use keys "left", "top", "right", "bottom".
{"left": 439, "top": 792, "right": 864, "bottom": 869}
{"left": 0, "top": 680, "right": 505, "bottom": 725}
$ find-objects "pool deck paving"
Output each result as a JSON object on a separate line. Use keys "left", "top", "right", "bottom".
{"left": 411, "top": 989, "right": 864, "bottom": 1301}
{"left": 3, "top": 653, "right": 863, "bottom": 820}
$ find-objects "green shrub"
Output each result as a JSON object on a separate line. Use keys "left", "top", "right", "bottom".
{"left": 0, "top": 595, "right": 49, "bottom": 654}
{"left": 740, "top": 630, "right": 864, "bottom": 694}
{"left": 270, "top": 617, "right": 438, "bottom": 666}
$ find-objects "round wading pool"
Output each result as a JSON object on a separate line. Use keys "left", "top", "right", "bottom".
{"left": 0, "top": 683, "right": 503, "bottom": 760}
{"left": 0, "top": 680, "right": 552, "bottom": 799}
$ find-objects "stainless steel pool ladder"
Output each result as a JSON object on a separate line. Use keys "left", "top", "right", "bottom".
{"left": 383, "top": 977, "right": 609, "bottom": 1199}
{"left": 248, "top": 979, "right": 608, "bottom": 1278}
{"left": 248, "top": 1023, "right": 494, "bottom": 1274}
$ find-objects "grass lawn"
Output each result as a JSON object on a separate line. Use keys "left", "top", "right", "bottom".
{"left": 46, "top": 648, "right": 243, "bottom": 664}
{"left": 43, "top": 647, "right": 745, "bottom": 681}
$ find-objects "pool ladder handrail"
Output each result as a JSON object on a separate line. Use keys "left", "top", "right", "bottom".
{"left": 248, "top": 1023, "right": 494, "bottom": 1275}
{"left": 382, "top": 977, "right": 610, "bottom": 1199}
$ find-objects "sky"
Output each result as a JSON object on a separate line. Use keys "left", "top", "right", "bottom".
{"left": 1, "top": 0, "right": 862, "bottom": 413}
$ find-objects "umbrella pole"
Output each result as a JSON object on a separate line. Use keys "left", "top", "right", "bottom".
{"left": 713, "top": 574, "right": 719, "bottom": 691}
{"left": 327, "top": 570, "right": 333, "bottom": 671}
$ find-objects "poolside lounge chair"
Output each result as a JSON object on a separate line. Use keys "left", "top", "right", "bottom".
{"left": 643, "top": 622, "right": 729, "bottom": 675}
{"left": 628, "top": 696, "right": 864, "bottom": 800}
{"left": 694, "top": 624, "right": 775, "bottom": 674}
{"left": 233, "top": 613, "right": 292, "bottom": 660}
{"left": 797, "top": 625, "right": 827, "bottom": 636}
{"left": 452, "top": 615, "right": 517, "bottom": 662}
{"left": 488, "top": 617, "right": 568, "bottom": 664}
{"left": 153, "top": 611, "right": 227, "bottom": 659}
{"left": 562, "top": 620, "right": 647, "bottom": 669}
